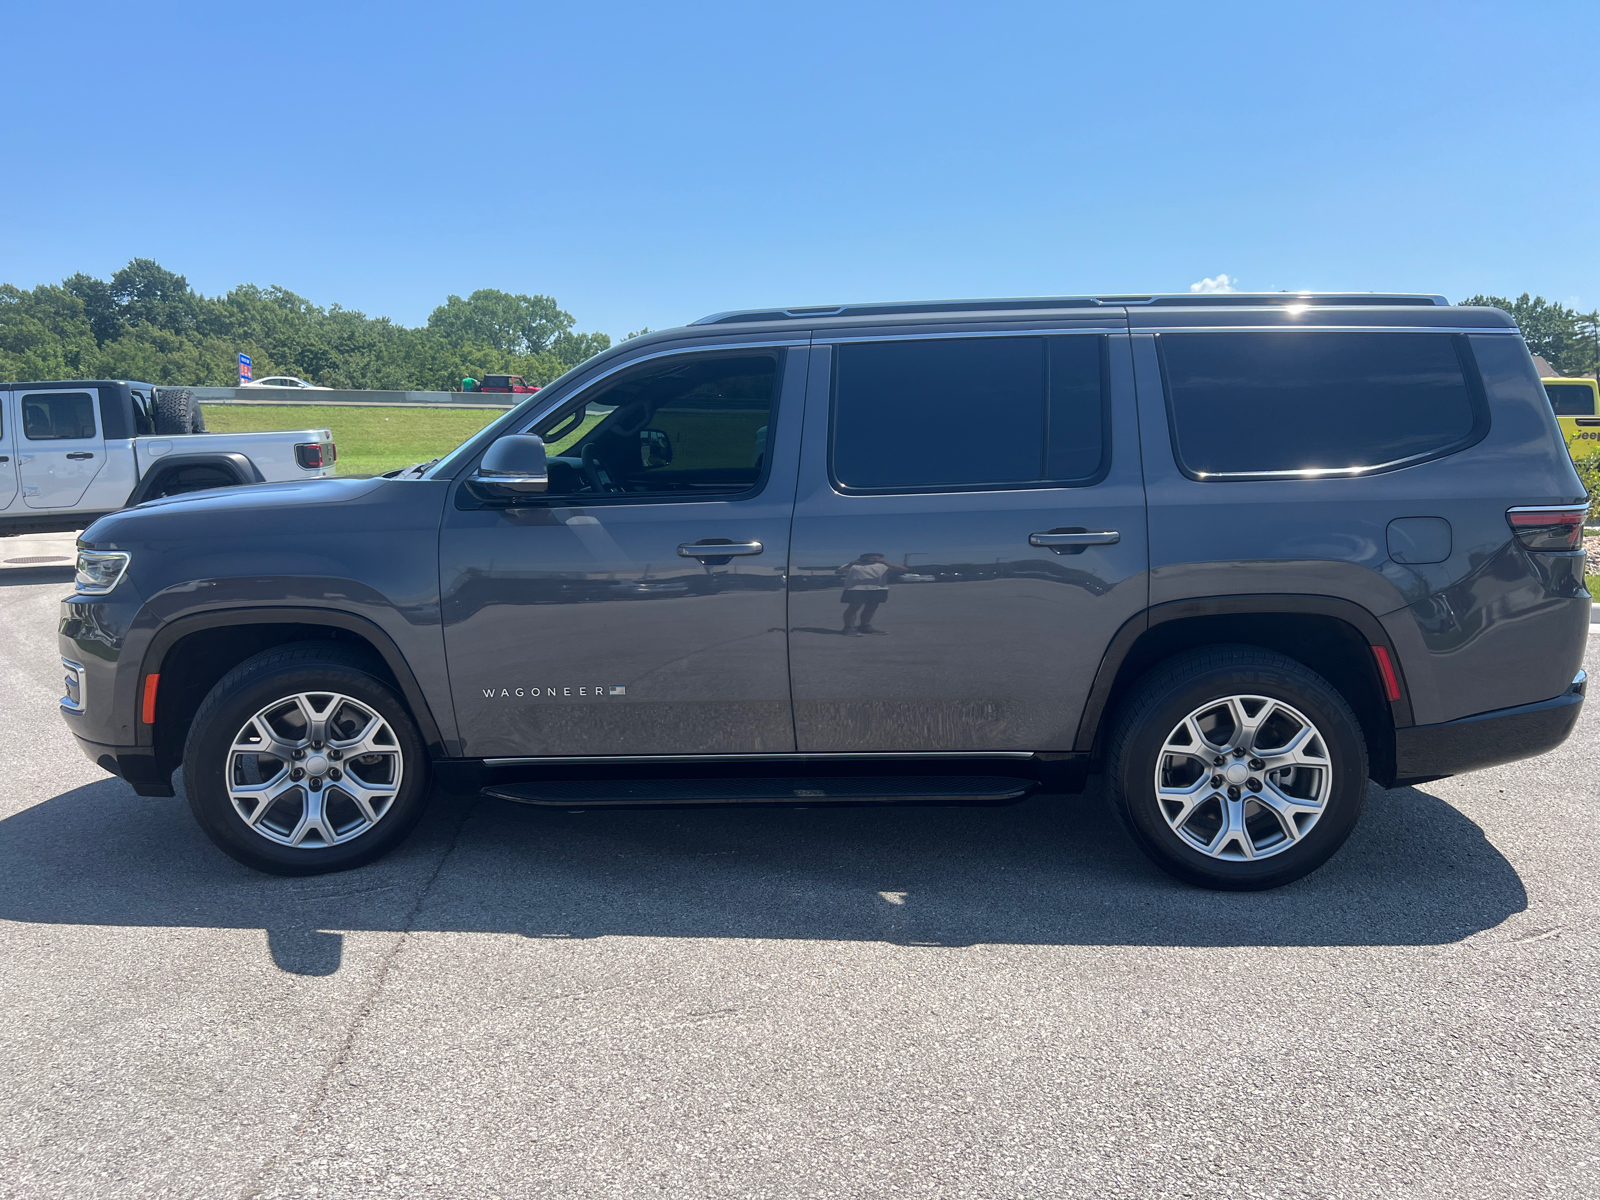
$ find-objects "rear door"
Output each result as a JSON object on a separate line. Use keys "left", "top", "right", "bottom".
{"left": 0, "top": 389, "right": 16, "bottom": 511}
{"left": 785, "top": 325, "right": 1149, "bottom": 752}
{"left": 17, "top": 387, "right": 105, "bottom": 508}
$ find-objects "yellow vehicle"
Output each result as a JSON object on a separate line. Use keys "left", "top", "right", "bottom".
{"left": 1542, "top": 377, "right": 1600, "bottom": 462}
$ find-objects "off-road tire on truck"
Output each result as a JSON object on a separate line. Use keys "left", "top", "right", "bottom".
{"left": 152, "top": 387, "right": 206, "bottom": 435}
{"left": 1106, "top": 645, "right": 1369, "bottom": 891}
{"left": 182, "top": 643, "right": 432, "bottom": 876}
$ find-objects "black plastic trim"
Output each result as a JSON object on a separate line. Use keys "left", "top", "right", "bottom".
{"left": 1393, "top": 686, "right": 1584, "bottom": 785}
{"left": 139, "top": 607, "right": 448, "bottom": 757}
{"left": 1073, "top": 594, "right": 1414, "bottom": 754}
{"left": 125, "top": 453, "right": 264, "bottom": 506}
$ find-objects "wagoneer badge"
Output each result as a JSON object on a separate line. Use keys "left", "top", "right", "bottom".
{"left": 483, "top": 685, "right": 627, "bottom": 698}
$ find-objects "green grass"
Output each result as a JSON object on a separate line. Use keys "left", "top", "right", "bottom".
{"left": 201, "top": 404, "right": 506, "bottom": 476}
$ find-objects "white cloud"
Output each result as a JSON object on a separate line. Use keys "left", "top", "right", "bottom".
{"left": 1190, "top": 273, "right": 1236, "bottom": 294}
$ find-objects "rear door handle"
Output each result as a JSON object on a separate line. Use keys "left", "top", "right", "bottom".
{"left": 1029, "top": 530, "right": 1120, "bottom": 548}
{"left": 65, "top": 451, "right": 95, "bottom": 460}
{"left": 677, "top": 540, "right": 764, "bottom": 559}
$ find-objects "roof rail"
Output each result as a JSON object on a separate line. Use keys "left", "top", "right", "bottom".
{"left": 691, "top": 293, "right": 1451, "bottom": 325}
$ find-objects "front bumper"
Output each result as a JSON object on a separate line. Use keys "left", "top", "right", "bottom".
{"left": 70, "top": 734, "right": 174, "bottom": 796}
{"left": 1393, "top": 671, "right": 1587, "bottom": 786}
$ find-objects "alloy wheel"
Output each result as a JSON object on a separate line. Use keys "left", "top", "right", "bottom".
{"left": 226, "top": 691, "right": 404, "bottom": 848}
{"left": 1153, "top": 694, "right": 1332, "bottom": 861}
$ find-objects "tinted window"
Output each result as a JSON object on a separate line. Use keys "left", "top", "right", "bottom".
{"left": 832, "top": 335, "right": 1106, "bottom": 491}
{"left": 22, "top": 392, "right": 96, "bottom": 440}
{"left": 1545, "top": 382, "right": 1596, "bottom": 416}
{"left": 533, "top": 352, "right": 777, "bottom": 498}
{"left": 1159, "top": 333, "right": 1483, "bottom": 478}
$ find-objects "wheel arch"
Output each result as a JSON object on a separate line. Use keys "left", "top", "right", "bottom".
{"left": 126, "top": 453, "right": 264, "bottom": 506}
{"left": 140, "top": 608, "right": 448, "bottom": 774}
{"left": 1075, "top": 595, "right": 1413, "bottom": 787}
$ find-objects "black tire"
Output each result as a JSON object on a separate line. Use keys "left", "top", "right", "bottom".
{"left": 182, "top": 643, "right": 432, "bottom": 876}
{"left": 152, "top": 387, "right": 203, "bottom": 434}
{"left": 1106, "top": 645, "right": 1368, "bottom": 891}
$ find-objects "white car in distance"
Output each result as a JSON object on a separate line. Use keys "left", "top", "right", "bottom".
{"left": 240, "top": 376, "right": 328, "bottom": 390}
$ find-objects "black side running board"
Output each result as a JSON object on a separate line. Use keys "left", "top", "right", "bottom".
{"left": 482, "top": 775, "right": 1039, "bottom": 808}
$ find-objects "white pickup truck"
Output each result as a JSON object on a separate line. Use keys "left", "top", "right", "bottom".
{"left": 0, "top": 379, "right": 336, "bottom": 537}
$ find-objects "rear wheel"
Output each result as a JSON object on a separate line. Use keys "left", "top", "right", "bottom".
{"left": 182, "top": 644, "right": 431, "bottom": 875}
{"left": 1106, "top": 646, "right": 1368, "bottom": 890}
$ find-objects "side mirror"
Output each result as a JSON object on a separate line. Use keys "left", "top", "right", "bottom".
{"left": 640, "top": 428, "right": 673, "bottom": 468}
{"left": 469, "top": 434, "right": 549, "bottom": 500}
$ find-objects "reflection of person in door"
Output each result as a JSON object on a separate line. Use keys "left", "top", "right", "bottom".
{"left": 836, "top": 552, "right": 911, "bottom": 636}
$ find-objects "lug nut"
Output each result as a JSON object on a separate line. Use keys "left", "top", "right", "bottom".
{"left": 328, "top": 749, "right": 342, "bottom": 761}
{"left": 1213, "top": 756, "right": 1225, "bottom": 766}
{"left": 1234, "top": 748, "right": 1246, "bottom": 758}
{"left": 290, "top": 768, "right": 305, "bottom": 781}
{"left": 1211, "top": 774, "right": 1224, "bottom": 788}
{"left": 1228, "top": 785, "right": 1241, "bottom": 800}
{"left": 1247, "top": 778, "right": 1261, "bottom": 791}
{"left": 291, "top": 748, "right": 305, "bottom": 760}
{"left": 309, "top": 778, "right": 323, "bottom": 791}
{"left": 329, "top": 769, "right": 342, "bottom": 781}
{"left": 1249, "top": 758, "right": 1265, "bottom": 771}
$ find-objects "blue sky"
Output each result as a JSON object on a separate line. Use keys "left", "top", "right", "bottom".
{"left": 3, "top": 1, "right": 1596, "bottom": 338}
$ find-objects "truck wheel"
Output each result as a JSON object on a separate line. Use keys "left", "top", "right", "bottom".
{"left": 152, "top": 387, "right": 204, "bottom": 435}
{"left": 182, "top": 643, "right": 431, "bottom": 875}
{"left": 1106, "top": 646, "right": 1368, "bottom": 891}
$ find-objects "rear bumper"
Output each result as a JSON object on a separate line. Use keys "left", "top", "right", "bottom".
{"left": 1392, "top": 671, "right": 1587, "bottom": 786}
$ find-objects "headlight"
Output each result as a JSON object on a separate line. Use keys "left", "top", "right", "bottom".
{"left": 75, "top": 550, "right": 130, "bottom": 594}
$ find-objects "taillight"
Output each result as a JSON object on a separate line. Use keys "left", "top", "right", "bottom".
{"left": 295, "top": 442, "right": 330, "bottom": 469}
{"left": 1506, "top": 505, "right": 1588, "bottom": 551}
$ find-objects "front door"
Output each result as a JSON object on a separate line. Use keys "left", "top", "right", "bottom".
{"left": 441, "top": 342, "right": 808, "bottom": 759}
{"left": 0, "top": 390, "right": 16, "bottom": 511}
{"left": 786, "top": 331, "right": 1149, "bottom": 752}
{"left": 17, "top": 387, "right": 105, "bottom": 508}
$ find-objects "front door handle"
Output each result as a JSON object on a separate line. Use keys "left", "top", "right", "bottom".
{"left": 1029, "top": 530, "right": 1120, "bottom": 549}
{"left": 677, "top": 540, "right": 764, "bottom": 559}
{"left": 65, "top": 451, "right": 95, "bottom": 460}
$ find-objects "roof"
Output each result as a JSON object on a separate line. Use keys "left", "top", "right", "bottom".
{"left": 691, "top": 292, "right": 1452, "bottom": 326}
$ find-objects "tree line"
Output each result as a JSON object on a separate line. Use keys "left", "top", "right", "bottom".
{"left": 0, "top": 259, "right": 613, "bottom": 390}
{"left": 1459, "top": 294, "right": 1599, "bottom": 377}
{"left": 5, "top": 262, "right": 1597, "bottom": 389}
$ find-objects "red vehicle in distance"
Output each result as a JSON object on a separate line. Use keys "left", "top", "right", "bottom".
{"left": 477, "top": 374, "right": 540, "bottom": 394}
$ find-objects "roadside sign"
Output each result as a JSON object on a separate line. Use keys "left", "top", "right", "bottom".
{"left": 238, "top": 353, "right": 252, "bottom": 383}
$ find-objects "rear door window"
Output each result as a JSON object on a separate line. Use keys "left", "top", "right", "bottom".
{"left": 1545, "top": 382, "right": 1596, "bottom": 416}
{"left": 831, "top": 335, "right": 1108, "bottom": 492}
{"left": 21, "top": 392, "right": 98, "bottom": 440}
{"left": 1157, "top": 332, "right": 1487, "bottom": 479}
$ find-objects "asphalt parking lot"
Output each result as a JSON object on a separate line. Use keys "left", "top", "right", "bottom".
{"left": 1, "top": 538, "right": 1596, "bottom": 1199}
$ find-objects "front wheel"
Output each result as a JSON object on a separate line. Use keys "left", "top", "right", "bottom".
{"left": 1106, "top": 646, "right": 1369, "bottom": 891}
{"left": 182, "top": 644, "right": 431, "bottom": 875}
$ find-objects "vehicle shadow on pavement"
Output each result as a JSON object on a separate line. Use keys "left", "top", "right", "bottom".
{"left": 0, "top": 565, "right": 76, "bottom": 588}
{"left": 0, "top": 774, "right": 1528, "bottom": 975}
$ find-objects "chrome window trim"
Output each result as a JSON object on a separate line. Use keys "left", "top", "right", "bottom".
{"left": 1141, "top": 325, "right": 1520, "bottom": 336}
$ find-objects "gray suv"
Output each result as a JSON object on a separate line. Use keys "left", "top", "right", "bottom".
{"left": 59, "top": 293, "right": 1590, "bottom": 890}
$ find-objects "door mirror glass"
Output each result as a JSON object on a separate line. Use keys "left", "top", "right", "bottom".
{"left": 640, "top": 428, "right": 673, "bottom": 467}
{"left": 469, "top": 434, "right": 549, "bottom": 500}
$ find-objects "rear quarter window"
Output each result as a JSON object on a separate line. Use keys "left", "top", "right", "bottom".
{"left": 1157, "top": 332, "right": 1489, "bottom": 479}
